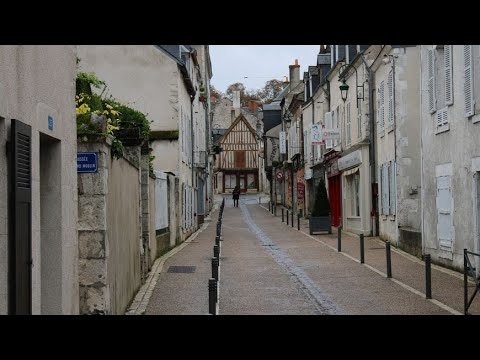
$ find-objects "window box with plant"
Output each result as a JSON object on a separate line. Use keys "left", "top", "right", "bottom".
{"left": 309, "top": 178, "right": 332, "bottom": 234}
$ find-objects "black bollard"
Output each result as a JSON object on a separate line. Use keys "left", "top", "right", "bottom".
{"left": 212, "top": 257, "right": 219, "bottom": 281}
{"left": 425, "top": 254, "right": 432, "bottom": 299}
{"left": 337, "top": 225, "right": 342, "bottom": 252}
{"left": 214, "top": 244, "right": 219, "bottom": 260}
{"left": 282, "top": 208, "right": 284, "bottom": 222}
{"left": 215, "top": 235, "right": 220, "bottom": 246}
{"left": 291, "top": 211, "right": 294, "bottom": 228}
{"left": 297, "top": 215, "right": 300, "bottom": 231}
{"left": 360, "top": 234, "right": 365, "bottom": 264}
{"left": 386, "top": 241, "right": 392, "bottom": 278}
{"left": 286, "top": 210, "right": 289, "bottom": 225}
{"left": 268, "top": 201, "right": 271, "bottom": 212}
{"left": 274, "top": 204, "right": 277, "bottom": 217}
{"left": 464, "top": 249, "right": 468, "bottom": 314}
{"left": 208, "top": 278, "right": 217, "bottom": 315}
{"left": 216, "top": 222, "right": 221, "bottom": 237}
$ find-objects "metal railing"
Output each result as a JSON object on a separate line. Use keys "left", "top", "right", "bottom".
{"left": 463, "top": 249, "right": 480, "bottom": 315}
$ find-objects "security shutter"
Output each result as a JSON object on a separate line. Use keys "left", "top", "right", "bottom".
{"left": 436, "top": 175, "right": 453, "bottom": 252}
{"left": 428, "top": 49, "right": 436, "bottom": 113}
{"left": 444, "top": 45, "right": 453, "bottom": 105}
{"left": 9, "top": 119, "right": 32, "bottom": 315}
{"left": 464, "top": 45, "right": 474, "bottom": 117}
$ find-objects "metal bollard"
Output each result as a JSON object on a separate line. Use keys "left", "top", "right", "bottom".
{"left": 291, "top": 211, "right": 294, "bottom": 228}
{"left": 216, "top": 223, "right": 221, "bottom": 237}
{"left": 286, "top": 210, "right": 289, "bottom": 225}
{"left": 297, "top": 215, "right": 300, "bottom": 231}
{"left": 274, "top": 204, "right": 277, "bottom": 217}
{"left": 268, "top": 201, "right": 271, "bottom": 212}
{"left": 337, "top": 226, "right": 342, "bottom": 252}
{"left": 212, "top": 257, "right": 219, "bottom": 281}
{"left": 208, "top": 278, "right": 217, "bottom": 315}
{"left": 360, "top": 234, "right": 365, "bottom": 264}
{"left": 282, "top": 208, "right": 284, "bottom": 222}
{"left": 464, "top": 249, "right": 468, "bottom": 314}
{"left": 386, "top": 241, "right": 392, "bottom": 278}
{"left": 215, "top": 235, "right": 220, "bottom": 246}
{"left": 425, "top": 254, "right": 432, "bottom": 299}
{"left": 214, "top": 244, "right": 219, "bottom": 260}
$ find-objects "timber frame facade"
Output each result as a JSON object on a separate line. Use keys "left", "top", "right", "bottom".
{"left": 215, "top": 114, "right": 259, "bottom": 193}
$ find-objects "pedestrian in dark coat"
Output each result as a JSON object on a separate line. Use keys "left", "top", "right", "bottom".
{"left": 232, "top": 186, "right": 240, "bottom": 207}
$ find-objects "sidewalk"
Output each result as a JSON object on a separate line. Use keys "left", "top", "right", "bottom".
{"left": 262, "top": 204, "right": 480, "bottom": 315}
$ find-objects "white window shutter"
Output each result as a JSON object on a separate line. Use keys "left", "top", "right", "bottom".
{"left": 347, "top": 103, "right": 351, "bottom": 145}
{"left": 436, "top": 107, "right": 449, "bottom": 127}
{"left": 445, "top": 45, "right": 453, "bottom": 105}
{"left": 388, "top": 70, "right": 394, "bottom": 125}
{"left": 428, "top": 49, "right": 436, "bottom": 113}
{"left": 378, "top": 165, "right": 382, "bottom": 215}
{"left": 358, "top": 104, "right": 362, "bottom": 139}
{"left": 333, "top": 109, "right": 339, "bottom": 147}
{"left": 436, "top": 175, "right": 453, "bottom": 251}
{"left": 380, "top": 81, "right": 385, "bottom": 130}
{"left": 326, "top": 111, "right": 333, "bottom": 149}
{"left": 383, "top": 162, "right": 390, "bottom": 215}
{"left": 390, "top": 161, "right": 396, "bottom": 215}
{"left": 464, "top": 45, "right": 474, "bottom": 117}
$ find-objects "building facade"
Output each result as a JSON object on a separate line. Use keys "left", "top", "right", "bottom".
{"left": 0, "top": 45, "right": 78, "bottom": 314}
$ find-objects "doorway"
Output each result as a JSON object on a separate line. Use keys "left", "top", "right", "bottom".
{"left": 40, "top": 132, "right": 62, "bottom": 314}
{"left": 328, "top": 174, "right": 342, "bottom": 227}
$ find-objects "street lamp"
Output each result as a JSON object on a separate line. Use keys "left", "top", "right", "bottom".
{"left": 340, "top": 79, "right": 349, "bottom": 102}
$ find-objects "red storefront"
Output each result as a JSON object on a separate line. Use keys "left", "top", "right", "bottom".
{"left": 325, "top": 151, "right": 342, "bottom": 227}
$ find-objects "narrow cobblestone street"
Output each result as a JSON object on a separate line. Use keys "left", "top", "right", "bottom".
{"left": 140, "top": 195, "right": 479, "bottom": 315}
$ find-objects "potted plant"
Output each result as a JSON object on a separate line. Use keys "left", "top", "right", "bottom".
{"left": 309, "top": 178, "right": 332, "bottom": 234}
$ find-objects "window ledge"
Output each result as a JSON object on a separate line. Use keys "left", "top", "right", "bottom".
{"left": 389, "top": 215, "right": 396, "bottom": 221}
{"left": 387, "top": 124, "right": 395, "bottom": 133}
{"left": 435, "top": 124, "right": 450, "bottom": 135}
{"left": 379, "top": 130, "right": 385, "bottom": 138}
{"left": 347, "top": 216, "right": 361, "bottom": 220}
{"left": 472, "top": 115, "right": 480, "bottom": 124}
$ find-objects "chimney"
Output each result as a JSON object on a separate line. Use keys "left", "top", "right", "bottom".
{"left": 289, "top": 59, "right": 300, "bottom": 90}
{"left": 232, "top": 90, "right": 241, "bottom": 116}
{"left": 249, "top": 100, "right": 258, "bottom": 114}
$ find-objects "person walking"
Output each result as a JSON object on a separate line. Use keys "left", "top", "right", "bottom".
{"left": 232, "top": 186, "right": 240, "bottom": 207}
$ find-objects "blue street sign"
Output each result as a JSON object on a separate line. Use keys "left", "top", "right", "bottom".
{"left": 77, "top": 152, "right": 98, "bottom": 173}
{"left": 48, "top": 115, "right": 54, "bottom": 130}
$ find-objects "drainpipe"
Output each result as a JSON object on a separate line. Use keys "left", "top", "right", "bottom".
{"left": 360, "top": 53, "right": 376, "bottom": 237}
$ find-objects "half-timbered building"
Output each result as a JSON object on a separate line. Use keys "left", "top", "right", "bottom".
{"left": 215, "top": 114, "right": 259, "bottom": 193}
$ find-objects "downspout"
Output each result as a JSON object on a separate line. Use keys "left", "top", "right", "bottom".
{"left": 360, "top": 53, "right": 376, "bottom": 237}
{"left": 391, "top": 53, "right": 398, "bottom": 245}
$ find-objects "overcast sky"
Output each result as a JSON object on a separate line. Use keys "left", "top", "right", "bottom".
{"left": 210, "top": 45, "right": 321, "bottom": 93}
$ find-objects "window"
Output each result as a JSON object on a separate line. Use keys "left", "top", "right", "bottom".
{"left": 428, "top": 49, "right": 436, "bottom": 113}
{"left": 334, "top": 106, "right": 339, "bottom": 147}
{"left": 445, "top": 45, "right": 453, "bottom": 106}
{"left": 387, "top": 69, "right": 394, "bottom": 129}
{"left": 231, "top": 110, "right": 235, "bottom": 122}
{"left": 357, "top": 102, "right": 362, "bottom": 140}
{"left": 389, "top": 160, "right": 396, "bottom": 215}
{"left": 325, "top": 112, "right": 333, "bottom": 149}
{"left": 247, "top": 174, "right": 256, "bottom": 189}
{"left": 382, "top": 162, "right": 390, "bottom": 215}
{"left": 225, "top": 174, "right": 236, "bottom": 189}
{"left": 346, "top": 102, "right": 351, "bottom": 146}
{"left": 346, "top": 172, "right": 360, "bottom": 217}
{"left": 464, "top": 45, "right": 474, "bottom": 117}
{"left": 377, "top": 81, "right": 385, "bottom": 135}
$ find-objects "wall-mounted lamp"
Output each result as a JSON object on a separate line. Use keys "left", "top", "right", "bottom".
{"left": 340, "top": 79, "right": 349, "bottom": 102}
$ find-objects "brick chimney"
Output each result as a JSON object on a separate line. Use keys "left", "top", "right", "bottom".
{"left": 289, "top": 59, "right": 300, "bottom": 90}
{"left": 248, "top": 100, "right": 258, "bottom": 114}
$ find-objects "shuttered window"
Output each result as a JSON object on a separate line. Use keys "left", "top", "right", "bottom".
{"left": 464, "top": 45, "right": 474, "bottom": 117}
{"left": 444, "top": 45, "right": 453, "bottom": 105}
{"left": 334, "top": 106, "right": 339, "bottom": 147}
{"left": 383, "top": 162, "right": 390, "bottom": 215}
{"left": 428, "top": 49, "right": 436, "bottom": 113}
{"left": 358, "top": 103, "right": 362, "bottom": 140}
{"left": 389, "top": 161, "right": 396, "bottom": 215}
{"left": 388, "top": 70, "right": 394, "bottom": 126}
{"left": 378, "top": 165, "right": 382, "bottom": 215}
{"left": 380, "top": 81, "right": 385, "bottom": 133}
{"left": 346, "top": 102, "right": 351, "bottom": 146}
{"left": 325, "top": 112, "right": 333, "bottom": 149}
{"left": 436, "top": 107, "right": 449, "bottom": 127}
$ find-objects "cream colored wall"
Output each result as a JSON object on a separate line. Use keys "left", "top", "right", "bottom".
{"left": 0, "top": 45, "right": 78, "bottom": 314}
{"left": 106, "top": 154, "right": 142, "bottom": 314}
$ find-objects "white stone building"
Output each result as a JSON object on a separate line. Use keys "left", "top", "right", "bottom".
{"left": 420, "top": 45, "right": 480, "bottom": 272}
{"left": 371, "top": 45, "right": 422, "bottom": 255}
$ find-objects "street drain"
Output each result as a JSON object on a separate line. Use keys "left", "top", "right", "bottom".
{"left": 167, "top": 266, "right": 196, "bottom": 273}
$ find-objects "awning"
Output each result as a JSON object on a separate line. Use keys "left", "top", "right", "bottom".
{"left": 343, "top": 166, "right": 360, "bottom": 177}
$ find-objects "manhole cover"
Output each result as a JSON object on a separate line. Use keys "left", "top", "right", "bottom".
{"left": 167, "top": 266, "right": 196, "bottom": 273}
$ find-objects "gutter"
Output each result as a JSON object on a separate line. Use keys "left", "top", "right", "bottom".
{"left": 359, "top": 52, "right": 377, "bottom": 237}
